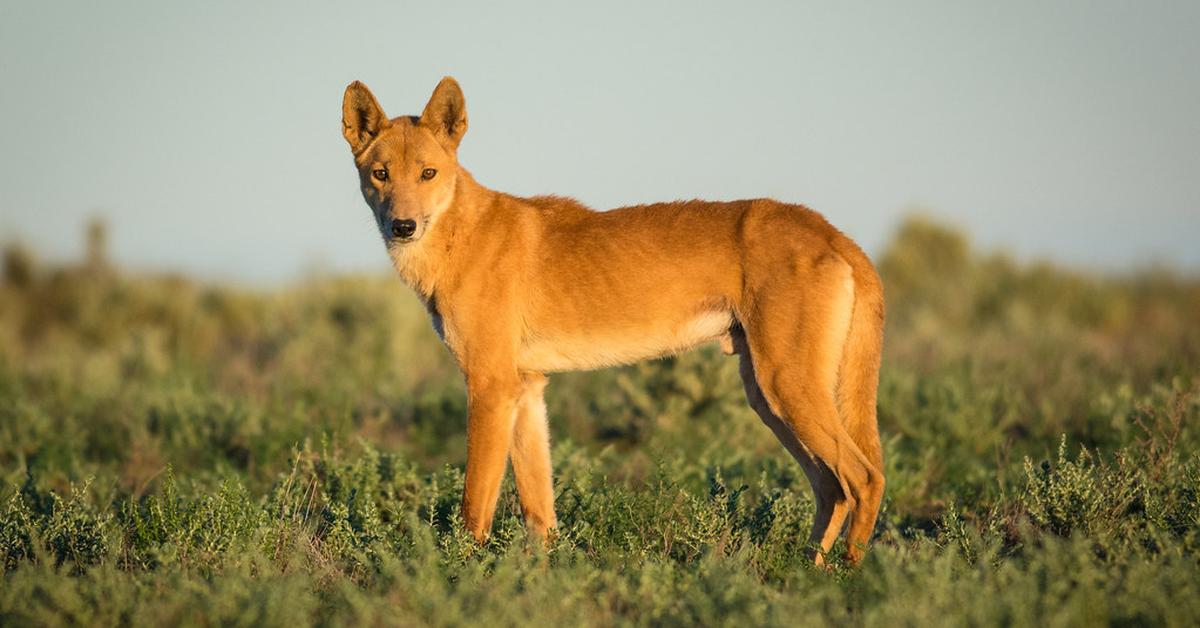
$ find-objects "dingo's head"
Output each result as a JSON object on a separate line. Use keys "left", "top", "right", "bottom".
{"left": 342, "top": 77, "right": 468, "bottom": 246}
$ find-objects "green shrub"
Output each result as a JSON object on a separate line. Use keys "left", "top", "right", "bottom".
{"left": 1, "top": 216, "right": 1198, "bottom": 624}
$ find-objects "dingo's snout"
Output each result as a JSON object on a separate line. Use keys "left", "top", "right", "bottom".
{"left": 391, "top": 218, "right": 418, "bottom": 240}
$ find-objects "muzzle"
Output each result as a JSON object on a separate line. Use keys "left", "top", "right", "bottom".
{"left": 391, "top": 219, "right": 417, "bottom": 240}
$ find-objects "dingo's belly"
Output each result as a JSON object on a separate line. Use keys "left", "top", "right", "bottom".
{"left": 517, "top": 309, "right": 733, "bottom": 372}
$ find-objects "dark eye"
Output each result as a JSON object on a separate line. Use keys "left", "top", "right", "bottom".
{"left": 372, "top": 168, "right": 388, "bottom": 182}
{"left": 421, "top": 168, "right": 437, "bottom": 181}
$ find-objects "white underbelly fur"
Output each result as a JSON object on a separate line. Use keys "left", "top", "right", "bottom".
{"left": 517, "top": 310, "right": 734, "bottom": 372}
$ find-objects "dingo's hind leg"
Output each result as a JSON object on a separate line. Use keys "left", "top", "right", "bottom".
{"left": 733, "top": 327, "right": 849, "bottom": 565}
{"left": 740, "top": 254, "right": 884, "bottom": 565}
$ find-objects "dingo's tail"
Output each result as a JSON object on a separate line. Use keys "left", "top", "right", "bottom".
{"left": 838, "top": 260, "right": 885, "bottom": 477}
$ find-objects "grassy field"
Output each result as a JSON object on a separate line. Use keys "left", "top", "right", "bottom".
{"left": 1, "top": 217, "right": 1198, "bottom": 626}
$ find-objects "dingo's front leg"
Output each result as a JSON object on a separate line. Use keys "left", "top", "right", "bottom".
{"left": 461, "top": 370, "right": 522, "bottom": 542}
{"left": 511, "top": 373, "right": 556, "bottom": 539}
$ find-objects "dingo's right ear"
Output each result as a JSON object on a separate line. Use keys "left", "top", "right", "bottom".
{"left": 342, "top": 81, "right": 389, "bottom": 156}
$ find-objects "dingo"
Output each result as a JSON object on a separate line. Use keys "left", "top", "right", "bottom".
{"left": 341, "top": 77, "right": 885, "bottom": 565}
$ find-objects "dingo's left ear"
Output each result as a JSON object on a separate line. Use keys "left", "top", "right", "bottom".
{"left": 420, "top": 77, "right": 468, "bottom": 152}
{"left": 342, "top": 81, "right": 389, "bottom": 156}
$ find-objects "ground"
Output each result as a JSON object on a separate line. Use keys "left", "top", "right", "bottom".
{"left": 1, "top": 217, "right": 1198, "bottom": 626}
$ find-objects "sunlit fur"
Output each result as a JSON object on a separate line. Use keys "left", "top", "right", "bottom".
{"left": 342, "top": 78, "right": 887, "bottom": 566}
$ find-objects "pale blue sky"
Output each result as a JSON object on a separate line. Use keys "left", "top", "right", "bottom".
{"left": 1, "top": 1, "right": 1197, "bottom": 282}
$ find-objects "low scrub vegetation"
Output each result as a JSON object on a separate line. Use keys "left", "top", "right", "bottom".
{"left": 1, "top": 217, "right": 1197, "bottom": 625}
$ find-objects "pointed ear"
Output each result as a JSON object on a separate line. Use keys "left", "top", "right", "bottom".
{"left": 342, "top": 81, "right": 389, "bottom": 155}
{"left": 419, "top": 77, "right": 468, "bottom": 151}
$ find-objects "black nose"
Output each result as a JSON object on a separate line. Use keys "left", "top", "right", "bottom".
{"left": 391, "top": 219, "right": 417, "bottom": 239}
